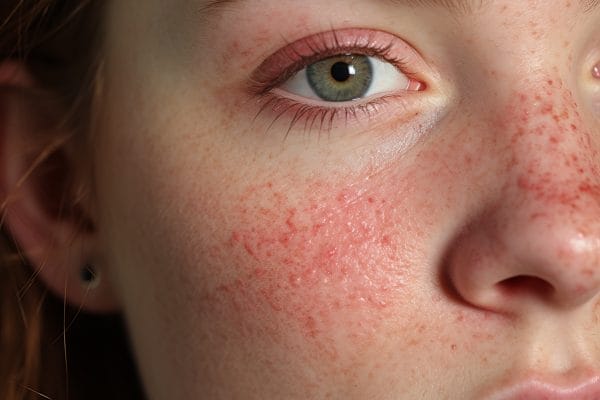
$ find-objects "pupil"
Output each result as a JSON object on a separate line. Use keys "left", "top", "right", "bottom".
{"left": 331, "top": 62, "right": 354, "bottom": 82}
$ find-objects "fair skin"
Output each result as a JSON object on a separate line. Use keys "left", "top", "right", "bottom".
{"left": 3, "top": 0, "right": 600, "bottom": 399}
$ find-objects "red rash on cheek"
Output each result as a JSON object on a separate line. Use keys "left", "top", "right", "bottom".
{"left": 210, "top": 173, "right": 427, "bottom": 354}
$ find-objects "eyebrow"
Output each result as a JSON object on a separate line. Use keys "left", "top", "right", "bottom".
{"left": 199, "top": 0, "right": 600, "bottom": 16}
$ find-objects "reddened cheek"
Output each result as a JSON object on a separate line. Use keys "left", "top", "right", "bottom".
{"left": 204, "top": 169, "right": 434, "bottom": 357}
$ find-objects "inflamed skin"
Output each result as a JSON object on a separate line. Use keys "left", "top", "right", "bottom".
{"left": 7, "top": 0, "right": 599, "bottom": 399}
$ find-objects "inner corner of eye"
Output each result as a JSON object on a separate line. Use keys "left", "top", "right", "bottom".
{"left": 593, "top": 62, "right": 600, "bottom": 79}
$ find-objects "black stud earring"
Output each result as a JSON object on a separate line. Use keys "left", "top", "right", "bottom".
{"left": 80, "top": 264, "right": 99, "bottom": 287}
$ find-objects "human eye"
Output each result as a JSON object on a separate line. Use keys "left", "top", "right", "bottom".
{"left": 279, "top": 53, "right": 422, "bottom": 102}
{"left": 248, "top": 29, "right": 428, "bottom": 135}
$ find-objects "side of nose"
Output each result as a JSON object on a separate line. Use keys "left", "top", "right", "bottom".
{"left": 445, "top": 78, "right": 600, "bottom": 314}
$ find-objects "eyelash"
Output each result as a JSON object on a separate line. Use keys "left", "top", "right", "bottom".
{"left": 247, "top": 29, "right": 425, "bottom": 136}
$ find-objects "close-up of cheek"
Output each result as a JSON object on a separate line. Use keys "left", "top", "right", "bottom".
{"left": 199, "top": 163, "right": 436, "bottom": 357}
{"left": 173, "top": 149, "right": 492, "bottom": 397}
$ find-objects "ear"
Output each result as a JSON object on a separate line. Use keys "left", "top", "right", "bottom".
{"left": 0, "top": 61, "right": 118, "bottom": 313}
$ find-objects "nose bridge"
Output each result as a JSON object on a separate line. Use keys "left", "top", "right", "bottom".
{"left": 500, "top": 77, "right": 600, "bottom": 220}
{"left": 494, "top": 75, "right": 600, "bottom": 306}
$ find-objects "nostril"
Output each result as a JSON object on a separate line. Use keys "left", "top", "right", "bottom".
{"left": 496, "top": 275, "right": 554, "bottom": 299}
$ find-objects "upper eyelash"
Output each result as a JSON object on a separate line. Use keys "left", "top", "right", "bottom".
{"left": 248, "top": 29, "right": 413, "bottom": 96}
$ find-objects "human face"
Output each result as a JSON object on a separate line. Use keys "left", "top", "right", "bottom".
{"left": 93, "top": 1, "right": 600, "bottom": 398}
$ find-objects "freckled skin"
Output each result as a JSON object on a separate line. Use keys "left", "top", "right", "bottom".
{"left": 208, "top": 77, "right": 598, "bottom": 357}
{"left": 218, "top": 180, "right": 409, "bottom": 342}
{"left": 95, "top": 1, "right": 600, "bottom": 399}
{"left": 446, "top": 76, "right": 600, "bottom": 312}
{"left": 507, "top": 79, "right": 599, "bottom": 208}
{"left": 207, "top": 167, "right": 428, "bottom": 357}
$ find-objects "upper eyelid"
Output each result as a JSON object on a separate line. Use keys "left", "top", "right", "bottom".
{"left": 248, "top": 28, "right": 428, "bottom": 95}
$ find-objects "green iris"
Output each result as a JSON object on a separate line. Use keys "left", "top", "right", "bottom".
{"left": 306, "top": 55, "right": 373, "bottom": 102}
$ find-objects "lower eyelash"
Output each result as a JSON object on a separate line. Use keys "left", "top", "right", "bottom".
{"left": 252, "top": 92, "right": 405, "bottom": 138}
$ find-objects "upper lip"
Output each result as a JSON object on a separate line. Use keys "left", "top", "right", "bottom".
{"left": 487, "top": 375, "right": 600, "bottom": 400}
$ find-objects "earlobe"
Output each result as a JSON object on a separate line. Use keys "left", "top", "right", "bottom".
{"left": 0, "top": 61, "right": 119, "bottom": 313}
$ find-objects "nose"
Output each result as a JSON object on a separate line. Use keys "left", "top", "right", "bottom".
{"left": 445, "top": 78, "right": 600, "bottom": 314}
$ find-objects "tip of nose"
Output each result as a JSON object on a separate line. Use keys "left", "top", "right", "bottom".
{"left": 443, "top": 207, "right": 600, "bottom": 315}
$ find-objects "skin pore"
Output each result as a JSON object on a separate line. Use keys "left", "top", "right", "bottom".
{"left": 61, "top": 0, "right": 600, "bottom": 398}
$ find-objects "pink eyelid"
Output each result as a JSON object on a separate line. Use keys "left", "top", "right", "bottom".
{"left": 249, "top": 28, "right": 428, "bottom": 95}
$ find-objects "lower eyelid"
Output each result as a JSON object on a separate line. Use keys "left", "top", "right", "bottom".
{"left": 251, "top": 89, "right": 426, "bottom": 137}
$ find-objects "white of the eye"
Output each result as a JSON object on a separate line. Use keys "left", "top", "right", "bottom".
{"left": 279, "top": 56, "right": 410, "bottom": 102}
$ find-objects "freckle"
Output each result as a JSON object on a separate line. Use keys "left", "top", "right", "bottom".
{"left": 451, "top": 344, "right": 457, "bottom": 351}
{"left": 278, "top": 234, "right": 290, "bottom": 246}
{"left": 285, "top": 208, "right": 297, "bottom": 230}
{"left": 529, "top": 212, "right": 547, "bottom": 220}
{"left": 303, "top": 316, "right": 318, "bottom": 339}
{"left": 368, "top": 197, "right": 375, "bottom": 204}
